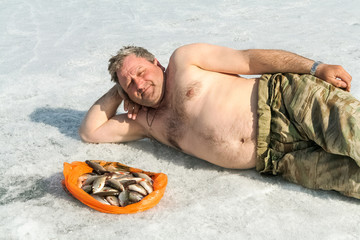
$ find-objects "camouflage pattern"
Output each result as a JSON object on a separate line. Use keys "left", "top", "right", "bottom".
{"left": 257, "top": 73, "right": 360, "bottom": 198}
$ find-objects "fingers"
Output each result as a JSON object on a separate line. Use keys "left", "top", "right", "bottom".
{"left": 330, "top": 78, "right": 348, "bottom": 90}
{"left": 123, "top": 98, "right": 141, "bottom": 120}
{"left": 332, "top": 67, "right": 352, "bottom": 92}
{"left": 115, "top": 84, "right": 143, "bottom": 120}
{"left": 318, "top": 64, "right": 352, "bottom": 92}
{"left": 127, "top": 103, "right": 141, "bottom": 120}
{"left": 123, "top": 98, "right": 130, "bottom": 112}
{"left": 338, "top": 69, "right": 352, "bottom": 92}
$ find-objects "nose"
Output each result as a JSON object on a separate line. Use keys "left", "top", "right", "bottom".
{"left": 133, "top": 76, "right": 146, "bottom": 94}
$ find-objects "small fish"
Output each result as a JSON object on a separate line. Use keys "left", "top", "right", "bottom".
{"left": 92, "top": 187, "right": 119, "bottom": 197}
{"left": 106, "top": 179, "right": 125, "bottom": 192}
{"left": 85, "top": 160, "right": 109, "bottom": 175}
{"left": 103, "top": 162, "right": 131, "bottom": 172}
{"left": 83, "top": 175, "right": 101, "bottom": 186}
{"left": 128, "top": 184, "right": 147, "bottom": 196}
{"left": 113, "top": 171, "right": 131, "bottom": 175}
{"left": 129, "top": 191, "right": 144, "bottom": 203}
{"left": 119, "top": 179, "right": 137, "bottom": 187}
{"left": 104, "top": 172, "right": 129, "bottom": 179}
{"left": 81, "top": 185, "right": 92, "bottom": 193}
{"left": 105, "top": 195, "right": 120, "bottom": 206}
{"left": 118, "top": 190, "right": 130, "bottom": 207}
{"left": 92, "top": 176, "right": 107, "bottom": 193}
{"left": 115, "top": 176, "right": 144, "bottom": 183}
{"left": 133, "top": 172, "right": 153, "bottom": 184}
{"left": 139, "top": 180, "right": 153, "bottom": 194}
{"left": 104, "top": 166, "right": 131, "bottom": 175}
{"left": 77, "top": 173, "right": 95, "bottom": 188}
{"left": 91, "top": 194, "right": 111, "bottom": 205}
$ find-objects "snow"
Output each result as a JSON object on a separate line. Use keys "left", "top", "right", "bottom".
{"left": 1, "top": 0, "right": 360, "bottom": 239}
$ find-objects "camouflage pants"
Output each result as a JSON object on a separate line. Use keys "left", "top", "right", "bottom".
{"left": 256, "top": 73, "right": 360, "bottom": 199}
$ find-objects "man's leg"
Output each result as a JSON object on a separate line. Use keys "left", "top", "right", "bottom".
{"left": 276, "top": 146, "right": 360, "bottom": 198}
{"left": 257, "top": 73, "right": 360, "bottom": 198}
{"left": 278, "top": 73, "right": 360, "bottom": 198}
{"left": 281, "top": 73, "right": 360, "bottom": 165}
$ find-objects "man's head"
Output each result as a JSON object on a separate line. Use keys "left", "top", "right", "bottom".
{"left": 108, "top": 46, "right": 165, "bottom": 108}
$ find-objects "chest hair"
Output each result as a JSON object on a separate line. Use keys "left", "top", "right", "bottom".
{"left": 165, "top": 81, "right": 201, "bottom": 150}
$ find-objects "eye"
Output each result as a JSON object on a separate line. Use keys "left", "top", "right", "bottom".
{"left": 137, "top": 68, "right": 145, "bottom": 76}
{"left": 127, "top": 78, "right": 133, "bottom": 89}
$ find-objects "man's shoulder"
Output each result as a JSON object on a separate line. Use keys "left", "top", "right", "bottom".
{"left": 170, "top": 43, "right": 209, "bottom": 64}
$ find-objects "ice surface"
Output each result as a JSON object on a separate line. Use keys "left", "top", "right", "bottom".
{"left": 1, "top": 0, "right": 360, "bottom": 239}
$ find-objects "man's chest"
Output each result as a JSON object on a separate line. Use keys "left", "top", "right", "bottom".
{"left": 143, "top": 77, "right": 204, "bottom": 150}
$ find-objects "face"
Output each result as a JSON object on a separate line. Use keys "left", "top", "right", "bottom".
{"left": 116, "top": 54, "right": 165, "bottom": 108}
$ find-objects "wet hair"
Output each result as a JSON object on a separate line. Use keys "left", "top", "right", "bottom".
{"left": 108, "top": 45, "right": 155, "bottom": 84}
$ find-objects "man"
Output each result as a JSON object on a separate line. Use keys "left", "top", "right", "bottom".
{"left": 79, "top": 43, "right": 360, "bottom": 199}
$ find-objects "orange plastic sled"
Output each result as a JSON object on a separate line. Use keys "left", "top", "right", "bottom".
{"left": 62, "top": 160, "right": 168, "bottom": 214}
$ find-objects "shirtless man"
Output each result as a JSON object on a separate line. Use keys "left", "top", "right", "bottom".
{"left": 80, "top": 43, "right": 360, "bottom": 198}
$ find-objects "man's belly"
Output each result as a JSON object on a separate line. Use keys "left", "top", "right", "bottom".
{"left": 145, "top": 74, "right": 259, "bottom": 169}
{"left": 179, "top": 114, "right": 257, "bottom": 169}
{"left": 179, "top": 78, "right": 259, "bottom": 169}
{"left": 182, "top": 137, "right": 257, "bottom": 169}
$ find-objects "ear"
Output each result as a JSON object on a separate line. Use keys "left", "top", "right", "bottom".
{"left": 116, "top": 83, "right": 129, "bottom": 100}
{"left": 154, "top": 58, "right": 165, "bottom": 71}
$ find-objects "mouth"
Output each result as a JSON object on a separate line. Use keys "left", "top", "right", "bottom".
{"left": 141, "top": 85, "right": 152, "bottom": 98}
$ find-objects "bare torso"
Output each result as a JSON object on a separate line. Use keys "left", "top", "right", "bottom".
{"left": 135, "top": 61, "right": 259, "bottom": 169}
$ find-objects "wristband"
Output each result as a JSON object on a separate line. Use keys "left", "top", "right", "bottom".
{"left": 310, "top": 61, "right": 323, "bottom": 76}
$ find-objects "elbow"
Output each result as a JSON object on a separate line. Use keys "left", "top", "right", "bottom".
{"left": 78, "top": 127, "right": 98, "bottom": 143}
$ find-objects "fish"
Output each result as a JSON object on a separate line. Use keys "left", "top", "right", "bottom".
{"left": 115, "top": 176, "right": 144, "bottom": 183}
{"left": 113, "top": 171, "right": 131, "bottom": 175}
{"left": 118, "top": 190, "right": 130, "bottom": 207}
{"left": 128, "top": 184, "right": 147, "bottom": 196}
{"left": 81, "top": 184, "right": 92, "bottom": 193}
{"left": 92, "top": 176, "right": 107, "bottom": 193}
{"left": 92, "top": 187, "right": 119, "bottom": 197}
{"left": 83, "top": 175, "right": 101, "bottom": 186}
{"left": 139, "top": 180, "right": 153, "bottom": 194}
{"left": 85, "top": 160, "right": 109, "bottom": 175}
{"left": 133, "top": 172, "right": 153, "bottom": 184}
{"left": 91, "top": 194, "right": 111, "bottom": 205}
{"left": 77, "top": 173, "right": 95, "bottom": 188}
{"left": 106, "top": 195, "right": 120, "bottom": 206}
{"left": 103, "top": 162, "right": 132, "bottom": 172}
{"left": 129, "top": 191, "right": 144, "bottom": 203}
{"left": 105, "top": 179, "right": 125, "bottom": 192}
{"left": 118, "top": 179, "right": 137, "bottom": 187}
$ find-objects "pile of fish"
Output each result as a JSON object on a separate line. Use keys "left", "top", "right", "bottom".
{"left": 77, "top": 160, "right": 154, "bottom": 207}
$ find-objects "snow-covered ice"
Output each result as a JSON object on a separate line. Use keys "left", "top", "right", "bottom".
{"left": 1, "top": 0, "right": 360, "bottom": 239}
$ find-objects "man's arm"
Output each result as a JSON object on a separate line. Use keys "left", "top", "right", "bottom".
{"left": 173, "top": 43, "right": 352, "bottom": 91}
{"left": 79, "top": 85, "right": 147, "bottom": 143}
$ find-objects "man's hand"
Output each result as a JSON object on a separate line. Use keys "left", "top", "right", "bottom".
{"left": 79, "top": 84, "right": 147, "bottom": 143}
{"left": 116, "top": 85, "right": 146, "bottom": 120}
{"left": 315, "top": 64, "right": 352, "bottom": 92}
